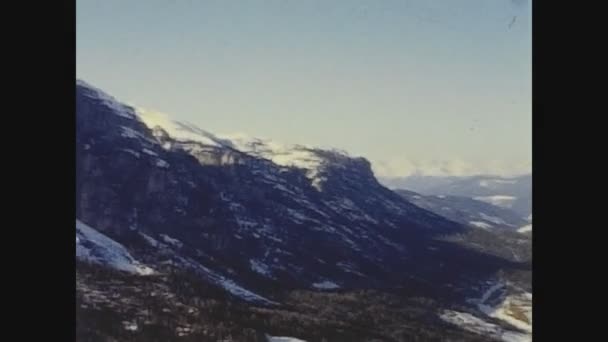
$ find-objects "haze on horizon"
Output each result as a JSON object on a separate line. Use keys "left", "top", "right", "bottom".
{"left": 77, "top": 0, "right": 531, "bottom": 178}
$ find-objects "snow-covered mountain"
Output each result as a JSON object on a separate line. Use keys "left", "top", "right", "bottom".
{"left": 76, "top": 79, "right": 531, "bottom": 341}
{"left": 381, "top": 174, "right": 532, "bottom": 220}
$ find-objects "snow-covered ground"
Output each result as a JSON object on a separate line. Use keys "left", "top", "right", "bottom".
{"left": 222, "top": 134, "right": 330, "bottom": 190}
{"left": 440, "top": 310, "right": 502, "bottom": 336}
{"left": 138, "top": 107, "right": 328, "bottom": 182}
{"left": 135, "top": 112, "right": 341, "bottom": 191}
{"left": 439, "top": 310, "right": 530, "bottom": 342}
{"left": 461, "top": 280, "right": 532, "bottom": 341}
{"left": 474, "top": 195, "right": 517, "bottom": 208}
{"left": 76, "top": 219, "right": 155, "bottom": 275}
{"left": 478, "top": 291, "right": 532, "bottom": 334}
{"left": 136, "top": 108, "right": 230, "bottom": 148}
{"left": 518, "top": 224, "right": 532, "bottom": 233}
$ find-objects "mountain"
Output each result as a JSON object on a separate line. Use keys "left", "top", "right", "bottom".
{"left": 393, "top": 189, "right": 531, "bottom": 264}
{"left": 76, "top": 80, "right": 531, "bottom": 341}
{"left": 394, "top": 190, "right": 529, "bottom": 232}
{"left": 380, "top": 174, "right": 532, "bottom": 220}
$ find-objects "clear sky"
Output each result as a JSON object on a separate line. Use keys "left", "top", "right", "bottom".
{"left": 77, "top": 0, "right": 531, "bottom": 178}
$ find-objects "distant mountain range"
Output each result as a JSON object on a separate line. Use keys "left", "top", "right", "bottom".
{"left": 76, "top": 80, "right": 531, "bottom": 342}
{"left": 380, "top": 174, "right": 532, "bottom": 220}
{"left": 394, "top": 190, "right": 529, "bottom": 232}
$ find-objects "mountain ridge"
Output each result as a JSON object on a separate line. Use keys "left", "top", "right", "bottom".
{"left": 380, "top": 174, "right": 532, "bottom": 219}
{"left": 76, "top": 79, "right": 531, "bottom": 341}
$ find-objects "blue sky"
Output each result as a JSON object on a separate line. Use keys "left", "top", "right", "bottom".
{"left": 77, "top": 0, "right": 531, "bottom": 177}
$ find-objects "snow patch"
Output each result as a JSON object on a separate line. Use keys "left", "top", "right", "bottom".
{"left": 312, "top": 280, "right": 340, "bottom": 290}
{"left": 160, "top": 234, "right": 183, "bottom": 248}
{"left": 218, "top": 278, "right": 277, "bottom": 304}
{"left": 479, "top": 292, "right": 532, "bottom": 334}
{"left": 142, "top": 148, "right": 158, "bottom": 156}
{"left": 121, "top": 149, "right": 141, "bottom": 158}
{"left": 474, "top": 195, "right": 517, "bottom": 208}
{"left": 140, "top": 233, "right": 160, "bottom": 248}
{"left": 119, "top": 126, "right": 156, "bottom": 145}
{"left": 478, "top": 282, "right": 505, "bottom": 304}
{"left": 76, "top": 219, "right": 155, "bottom": 275}
{"left": 479, "top": 213, "right": 507, "bottom": 225}
{"left": 518, "top": 224, "right": 532, "bottom": 233}
{"left": 469, "top": 221, "right": 493, "bottom": 229}
{"left": 120, "top": 126, "right": 142, "bottom": 139}
{"left": 440, "top": 310, "right": 501, "bottom": 336}
{"left": 123, "top": 321, "right": 138, "bottom": 331}
{"left": 156, "top": 159, "right": 170, "bottom": 168}
{"left": 221, "top": 135, "right": 336, "bottom": 189}
{"left": 439, "top": 310, "right": 529, "bottom": 342}
{"left": 136, "top": 109, "right": 230, "bottom": 148}
{"left": 250, "top": 259, "right": 272, "bottom": 277}
{"left": 170, "top": 255, "right": 277, "bottom": 305}
{"left": 337, "top": 262, "right": 365, "bottom": 276}
{"left": 472, "top": 282, "right": 532, "bottom": 338}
